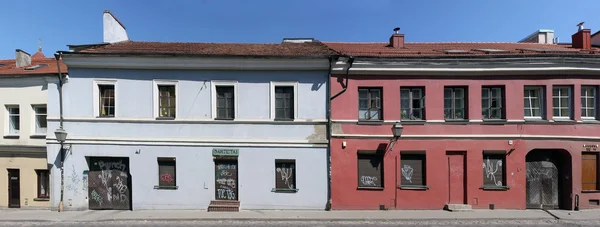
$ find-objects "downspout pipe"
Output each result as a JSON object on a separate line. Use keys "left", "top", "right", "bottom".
{"left": 54, "top": 52, "right": 65, "bottom": 212}
{"left": 54, "top": 53, "right": 64, "bottom": 128}
{"left": 325, "top": 55, "right": 354, "bottom": 211}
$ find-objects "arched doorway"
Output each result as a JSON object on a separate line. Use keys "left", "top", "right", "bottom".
{"left": 526, "top": 149, "right": 572, "bottom": 210}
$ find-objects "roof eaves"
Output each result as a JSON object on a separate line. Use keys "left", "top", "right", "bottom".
{"left": 59, "top": 51, "right": 332, "bottom": 59}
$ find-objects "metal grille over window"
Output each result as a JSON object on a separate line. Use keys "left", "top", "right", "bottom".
{"left": 483, "top": 153, "right": 506, "bottom": 186}
{"left": 36, "top": 170, "right": 49, "bottom": 198}
{"left": 401, "top": 88, "right": 425, "bottom": 120}
{"left": 99, "top": 85, "right": 115, "bottom": 117}
{"left": 158, "top": 158, "right": 176, "bottom": 187}
{"left": 358, "top": 88, "right": 382, "bottom": 120}
{"left": 400, "top": 154, "right": 425, "bottom": 186}
{"left": 158, "top": 85, "right": 176, "bottom": 118}
{"left": 482, "top": 87, "right": 503, "bottom": 119}
{"left": 7, "top": 106, "right": 19, "bottom": 135}
{"left": 582, "top": 153, "right": 598, "bottom": 191}
{"left": 357, "top": 152, "right": 383, "bottom": 188}
{"left": 552, "top": 86, "right": 571, "bottom": 118}
{"left": 34, "top": 105, "right": 47, "bottom": 134}
{"left": 524, "top": 87, "right": 543, "bottom": 118}
{"left": 581, "top": 86, "right": 597, "bottom": 119}
{"left": 275, "top": 86, "right": 294, "bottom": 120}
{"left": 216, "top": 86, "right": 235, "bottom": 119}
{"left": 444, "top": 87, "right": 466, "bottom": 120}
{"left": 275, "top": 160, "right": 296, "bottom": 190}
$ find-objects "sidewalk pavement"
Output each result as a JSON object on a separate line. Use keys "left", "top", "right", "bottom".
{"left": 0, "top": 209, "right": 589, "bottom": 222}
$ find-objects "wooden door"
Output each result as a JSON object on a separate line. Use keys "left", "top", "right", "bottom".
{"left": 447, "top": 152, "right": 466, "bottom": 204}
{"left": 215, "top": 160, "right": 238, "bottom": 200}
{"left": 8, "top": 169, "right": 20, "bottom": 208}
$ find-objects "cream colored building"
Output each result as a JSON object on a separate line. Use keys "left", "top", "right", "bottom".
{"left": 0, "top": 49, "right": 64, "bottom": 209}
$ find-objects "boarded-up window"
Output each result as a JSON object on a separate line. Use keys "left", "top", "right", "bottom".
{"left": 483, "top": 153, "right": 506, "bottom": 186}
{"left": 357, "top": 151, "right": 384, "bottom": 188}
{"left": 400, "top": 154, "right": 425, "bottom": 186}
{"left": 582, "top": 153, "right": 599, "bottom": 191}
{"left": 158, "top": 158, "right": 176, "bottom": 187}
{"left": 275, "top": 159, "right": 296, "bottom": 189}
{"left": 216, "top": 86, "right": 235, "bottom": 119}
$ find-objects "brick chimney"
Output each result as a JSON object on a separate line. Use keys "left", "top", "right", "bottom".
{"left": 572, "top": 26, "right": 591, "bottom": 49}
{"left": 389, "top": 27, "right": 405, "bottom": 48}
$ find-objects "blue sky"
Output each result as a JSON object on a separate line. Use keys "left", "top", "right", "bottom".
{"left": 1, "top": 0, "right": 599, "bottom": 59}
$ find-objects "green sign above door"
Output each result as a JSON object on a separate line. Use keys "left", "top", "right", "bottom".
{"left": 212, "top": 148, "right": 239, "bottom": 156}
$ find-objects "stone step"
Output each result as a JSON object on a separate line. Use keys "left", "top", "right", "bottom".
{"left": 208, "top": 200, "right": 240, "bottom": 212}
{"left": 209, "top": 200, "right": 240, "bottom": 206}
{"left": 445, "top": 204, "right": 473, "bottom": 212}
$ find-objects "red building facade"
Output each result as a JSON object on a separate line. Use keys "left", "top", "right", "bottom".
{"left": 326, "top": 29, "right": 600, "bottom": 210}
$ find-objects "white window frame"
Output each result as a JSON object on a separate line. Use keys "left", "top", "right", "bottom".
{"left": 552, "top": 86, "right": 572, "bottom": 120}
{"left": 211, "top": 81, "right": 238, "bottom": 120}
{"left": 270, "top": 81, "right": 299, "bottom": 120}
{"left": 32, "top": 104, "right": 47, "bottom": 135}
{"left": 581, "top": 86, "right": 597, "bottom": 120}
{"left": 6, "top": 105, "right": 20, "bottom": 136}
{"left": 153, "top": 80, "right": 179, "bottom": 119}
{"left": 524, "top": 86, "right": 544, "bottom": 119}
{"left": 93, "top": 80, "right": 117, "bottom": 117}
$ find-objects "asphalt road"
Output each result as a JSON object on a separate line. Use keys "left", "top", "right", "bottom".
{"left": 2, "top": 220, "right": 600, "bottom": 227}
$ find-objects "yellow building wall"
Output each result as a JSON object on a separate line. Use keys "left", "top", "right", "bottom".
{"left": 0, "top": 154, "right": 49, "bottom": 208}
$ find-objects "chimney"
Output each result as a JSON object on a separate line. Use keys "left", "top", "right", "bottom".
{"left": 572, "top": 28, "right": 591, "bottom": 49}
{"left": 103, "top": 10, "right": 129, "bottom": 43}
{"left": 15, "top": 49, "right": 31, "bottom": 68}
{"left": 389, "top": 27, "right": 405, "bottom": 48}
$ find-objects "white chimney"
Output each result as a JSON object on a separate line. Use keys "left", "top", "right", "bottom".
{"left": 103, "top": 10, "right": 129, "bottom": 43}
{"left": 15, "top": 49, "right": 31, "bottom": 68}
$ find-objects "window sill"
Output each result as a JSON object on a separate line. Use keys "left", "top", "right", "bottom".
{"left": 551, "top": 119, "right": 576, "bottom": 124}
{"left": 33, "top": 198, "right": 50, "bottom": 201}
{"left": 581, "top": 190, "right": 600, "bottom": 193}
{"left": 3, "top": 135, "right": 19, "bottom": 139}
{"left": 357, "top": 186, "right": 384, "bottom": 191}
{"left": 481, "top": 119, "right": 507, "bottom": 125}
{"left": 96, "top": 116, "right": 115, "bottom": 118}
{"left": 154, "top": 185, "right": 178, "bottom": 190}
{"left": 271, "top": 188, "right": 299, "bottom": 193}
{"left": 357, "top": 120, "right": 384, "bottom": 125}
{"left": 480, "top": 186, "right": 511, "bottom": 191}
{"left": 581, "top": 119, "right": 600, "bottom": 124}
{"left": 399, "top": 120, "right": 426, "bottom": 125}
{"left": 398, "top": 185, "right": 429, "bottom": 190}
{"left": 444, "top": 119, "right": 469, "bottom": 124}
{"left": 155, "top": 117, "right": 176, "bottom": 120}
{"left": 274, "top": 118, "right": 295, "bottom": 122}
{"left": 30, "top": 135, "right": 46, "bottom": 139}
{"left": 214, "top": 118, "right": 235, "bottom": 121}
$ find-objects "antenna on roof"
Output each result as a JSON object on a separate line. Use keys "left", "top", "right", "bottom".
{"left": 577, "top": 22, "right": 585, "bottom": 31}
{"left": 393, "top": 27, "right": 400, "bottom": 34}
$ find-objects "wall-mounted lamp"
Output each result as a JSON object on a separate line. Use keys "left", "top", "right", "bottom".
{"left": 388, "top": 122, "right": 403, "bottom": 151}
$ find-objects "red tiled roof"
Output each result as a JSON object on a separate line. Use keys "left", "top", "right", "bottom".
{"left": 0, "top": 57, "right": 67, "bottom": 75}
{"left": 31, "top": 51, "right": 47, "bottom": 60}
{"left": 323, "top": 42, "right": 600, "bottom": 57}
{"left": 76, "top": 41, "right": 336, "bottom": 57}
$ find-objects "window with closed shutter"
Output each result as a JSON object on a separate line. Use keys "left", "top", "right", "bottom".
{"left": 357, "top": 152, "right": 384, "bottom": 188}
{"left": 400, "top": 154, "right": 425, "bottom": 186}
{"left": 582, "top": 153, "right": 599, "bottom": 191}
{"left": 483, "top": 153, "right": 506, "bottom": 186}
{"left": 275, "top": 159, "right": 296, "bottom": 190}
{"left": 158, "top": 158, "right": 176, "bottom": 187}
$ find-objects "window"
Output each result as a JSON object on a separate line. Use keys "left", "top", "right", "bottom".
{"left": 400, "top": 154, "right": 426, "bottom": 187}
{"left": 275, "top": 159, "right": 296, "bottom": 190}
{"left": 582, "top": 153, "right": 599, "bottom": 191}
{"left": 158, "top": 158, "right": 176, "bottom": 188}
{"left": 483, "top": 152, "right": 506, "bottom": 187}
{"left": 275, "top": 86, "right": 294, "bottom": 120}
{"left": 552, "top": 86, "right": 572, "bottom": 119}
{"left": 6, "top": 106, "right": 19, "bottom": 135}
{"left": 482, "top": 87, "right": 504, "bottom": 119}
{"left": 36, "top": 170, "right": 49, "bottom": 198}
{"left": 33, "top": 105, "right": 47, "bottom": 134}
{"left": 358, "top": 88, "right": 382, "bottom": 121}
{"left": 357, "top": 151, "right": 384, "bottom": 188}
{"left": 401, "top": 87, "right": 425, "bottom": 120}
{"left": 444, "top": 87, "right": 466, "bottom": 120}
{"left": 524, "top": 86, "right": 544, "bottom": 118}
{"left": 158, "top": 85, "right": 176, "bottom": 118}
{"left": 216, "top": 86, "right": 235, "bottom": 119}
{"left": 581, "top": 86, "right": 597, "bottom": 119}
{"left": 99, "top": 85, "right": 115, "bottom": 117}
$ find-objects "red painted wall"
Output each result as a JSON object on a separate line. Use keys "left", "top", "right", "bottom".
{"left": 330, "top": 74, "right": 600, "bottom": 210}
